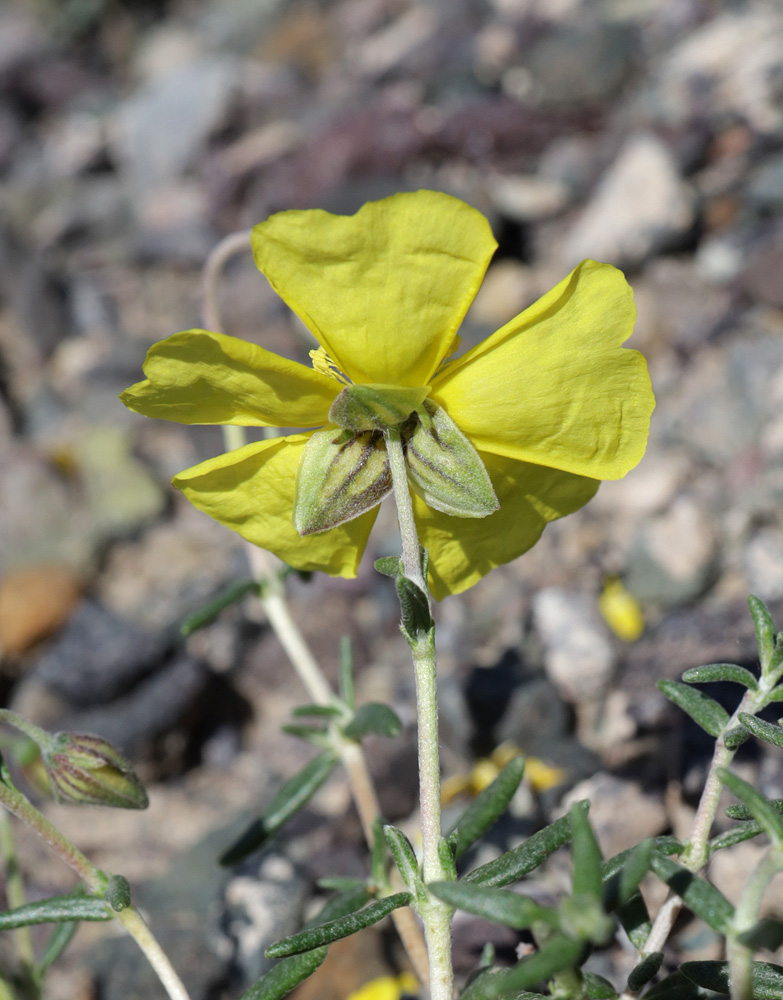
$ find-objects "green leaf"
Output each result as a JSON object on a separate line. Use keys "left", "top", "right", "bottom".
{"left": 238, "top": 947, "right": 328, "bottom": 1000}
{"left": 384, "top": 825, "right": 424, "bottom": 903}
{"left": 737, "top": 917, "right": 783, "bottom": 951}
{"left": 603, "top": 840, "right": 653, "bottom": 913}
{"left": 749, "top": 594, "right": 776, "bottom": 672}
{"left": 37, "top": 920, "right": 79, "bottom": 976}
{"left": 649, "top": 854, "right": 734, "bottom": 932}
{"left": 616, "top": 892, "right": 651, "bottom": 950}
{"left": 642, "top": 970, "right": 700, "bottom": 999}
{"left": 446, "top": 756, "right": 525, "bottom": 859}
{"left": 478, "top": 942, "right": 495, "bottom": 969}
{"left": 724, "top": 726, "right": 751, "bottom": 749}
{"left": 438, "top": 837, "right": 457, "bottom": 883}
{"left": 681, "top": 663, "right": 758, "bottom": 690}
{"left": 766, "top": 685, "right": 783, "bottom": 702}
{"left": 718, "top": 768, "right": 783, "bottom": 846}
{"left": 344, "top": 703, "right": 402, "bottom": 741}
{"left": 370, "top": 816, "right": 388, "bottom": 890}
{"left": 570, "top": 802, "right": 603, "bottom": 903}
{"left": 180, "top": 579, "right": 260, "bottom": 635}
{"left": 0, "top": 895, "right": 112, "bottom": 929}
{"left": 726, "top": 799, "right": 783, "bottom": 821}
{"left": 709, "top": 821, "right": 764, "bottom": 854}
{"left": 682, "top": 959, "right": 783, "bottom": 998}
{"left": 657, "top": 679, "right": 729, "bottom": 736}
{"left": 601, "top": 837, "right": 682, "bottom": 882}
{"left": 464, "top": 805, "right": 584, "bottom": 888}
{"left": 737, "top": 712, "right": 783, "bottom": 750}
{"left": 478, "top": 934, "right": 584, "bottom": 997}
{"left": 280, "top": 724, "right": 329, "bottom": 746}
{"left": 290, "top": 704, "right": 343, "bottom": 719}
{"left": 266, "top": 893, "right": 411, "bottom": 959}
{"left": 339, "top": 636, "right": 355, "bottom": 709}
{"left": 396, "top": 575, "right": 433, "bottom": 643}
{"left": 627, "top": 951, "right": 663, "bottom": 992}
{"left": 315, "top": 877, "right": 367, "bottom": 892}
{"left": 305, "top": 886, "right": 371, "bottom": 927}
{"left": 584, "top": 971, "right": 619, "bottom": 998}
{"left": 220, "top": 752, "right": 338, "bottom": 866}
{"left": 428, "top": 881, "right": 558, "bottom": 930}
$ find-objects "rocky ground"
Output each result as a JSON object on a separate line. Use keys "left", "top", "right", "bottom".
{"left": 1, "top": 0, "right": 783, "bottom": 997}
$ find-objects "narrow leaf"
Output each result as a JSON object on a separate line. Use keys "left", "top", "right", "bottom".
{"left": 584, "top": 971, "right": 619, "bottom": 998}
{"left": 737, "top": 713, "right": 783, "bottom": 750}
{"left": 396, "top": 575, "right": 433, "bottom": 642}
{"left": 239, "top": 947, "right": 328, "bottom": 1000}
{"left": 603, "top": 840, "right": 653, "bottom": 912}
{"left": 374, "top": 556, "right": 402, "bottom": 578}
{"left": 344, "top": 703, "right": 402, "bottom": 740}
{"left": 749, "top": 594, "right": 776, "bottom": 671}
{"left": 266, "top": 893, "right": 411, "bottom": 959}
{"left": 305, "top": 886, "right": 371, "bottom": 927}
{"left": 570, "top": 802, "right": 603, "bottom": 903}
{"left": 220, "top": 753, "right": 337, "bottom": 866}
{"left": 316, "top": 876, "right": 367, "bottom": 892}
{"left": 709, "top": 822, "right": 764, "bottom": 853}
{"left": 428, "top": 881, "right": 557, "bottom": 930}
{"left": 384, "top": 825, "right": 424, "bottom": 901}
{"left": 642, "top": 970, "right": 700, "bottom": 999}
{"left": 446, "top": 756, "right": 525, "bottom": 859}
{"left": 682, "top": 664, "right": 758, "bottom": 690}
{"left": 181, "top": 579, "right": 259, "bottom": 635}
{"left": 725, "top": 726, "right": 751, "bottom": 749}
{"left": 481, "top": 934, "right": 584, "bottom": 996}
{"left": 627, "top": 951, "right": 663, "bottom": 991}
{"left": 339, "top": 635, "right": 355, "bottom": 709}
{"left": 280, "top": 724, "right": 329, "bottom": 745}
{"left": 681, "top": 959, "right": 783, "bottom": 998}
{"left": 718, "top": 768, "right": 783, "bottom": 846}
{"left": 658, "top": 680, "right": 729, "bottom": 737}
{"left": 601, "top": 837, "right": 682, "bottom": 882}
{"left": 649, "top": 854, "right": 734, "bottom": 932}
{"left": 438, "top": 837, "right": 457, "bottom": 882}
{"left": 37, "top": 920, "right": 79, "bottom": 976}
{"left": 616, "top": 891, "right": 651, "bottom": 950}
{"left": 0, "top": 896, "right": 112, "bottom": 929}
{"left": 726, "top": 799, "right": 783, "bottom": 821}
{"left": 464, "top": 806, "right": 584, "bottom": 888}
{"left": 290, "top": 704, "right": 342, "bottom": 718}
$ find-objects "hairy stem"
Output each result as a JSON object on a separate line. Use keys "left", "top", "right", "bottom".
{"left": 115, "top": 908, "right": 191, "bottom": 1000}
{"left": 386, "top": 430, "right": 453, "bottom": 1000}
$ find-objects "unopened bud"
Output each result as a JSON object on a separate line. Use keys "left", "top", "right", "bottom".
{"left": 105, "top": 874, "right": 132, "bottom": 911}
{"left": 44, "top": 732, "right": 148, "bottom": 810}
{"left": 294, "top": 428, "right": 392, "bottom": 534}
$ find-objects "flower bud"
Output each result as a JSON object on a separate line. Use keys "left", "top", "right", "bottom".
{"left": 44, "top": 732, "right": 149, "bottom": 810}
{"left": 294, "top": 428, "right": 392, "bottom": 535}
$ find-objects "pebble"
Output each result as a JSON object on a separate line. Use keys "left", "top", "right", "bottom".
{"left": 565, "top": 133, "right": 695, "bottom": 266}
{"left": 0, "top": 565, "right": 81, "bottom": 657}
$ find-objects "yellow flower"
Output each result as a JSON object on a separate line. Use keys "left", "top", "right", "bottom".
{"left": 121, "top": 190, "right": 654, "bottom": 599}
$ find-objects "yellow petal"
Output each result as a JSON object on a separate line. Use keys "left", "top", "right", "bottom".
{"left": 172, "top": 435, "right": 377, "bottom": 576}
{"left": 432, "top": 260, "right": 654, "bottom": 480}
{"left": 414, "top": 451, "right": 599, "bottom": 599}
{"left": 121, "top": 330, "right": 338, "bottom": 428}
{"left": 251, "top": 191, "right": 497, "bottom": 387}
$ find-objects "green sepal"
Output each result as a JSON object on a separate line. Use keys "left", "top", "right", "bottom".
{"left": 681, "top": 663, "right": 759, "bottom": 690}
{"left": 406, "top": 401, "right": 499, "bottom": 518}
{"left": 344, "top": 703, "right": 402, "bottom": 740}
{"left": 427, "top": 881, "right": 558, "bottom": 930}
{"left": 627, "top": 951, "right": 663, "bottom": 992}
{"left": 383, "top": 825, "right": 425, "bottom": 904}
{"left": 584, "top": 971, "right": 620, "bottom": 998}
{"left": 238, "top": 947, "right": 329, "bottom": 1000}
{"left": 464, "top": 803, "right": 586, "bottom": 888}
{"left": 329, "top": 383, "right": 430, "bottom": 432}
{"left": 681, "top": 959, "right": 783, "bottom": 998}
{"left": 657, "top": 679, "right": 730, "bottom": 737}
{"left": 44, "top": 731, "right": 149, "bottom": 810}
{"left": 266, "top": 892, "right": 412, "bottom": 959}
{"left": 737, "top": 712, "right": 783, "bottom": 751}
{"left": 294, "top": 428, "right": 391, "bottom": 535}
{"left": 446, "top": 755, "right": 525, "bottom": 859}
{"left": 220, "top": 752, "right": 338, "bottom": 866}
{"left": 649, "top": 854, "right": 734, "bottom": 932}
{"left": 396, "top": 574, "right": 433, "bottom": 643}
{"left": 718, "top": 767, "right": 783, "bottom": 846}
{"left": 0, "top": 895, "right": 112, "bottom": 929}
{"left": 181, "top": 578, "right": 260, "bottom": 635}
{"left": 105, "top": 874, "right": 131, "bottom": 912}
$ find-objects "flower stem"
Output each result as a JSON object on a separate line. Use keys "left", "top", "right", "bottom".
{"left": 0, "top": 780, "right": 191, "bottom": 1000}
{"left": 201, "top": 230, "right": 253, "bottom": 333}
{"left": 386, "top": 430, "right": 454, "bottom": 1000}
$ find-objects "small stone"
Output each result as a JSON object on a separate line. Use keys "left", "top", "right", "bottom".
{"left": 490, "top": 174, "right": 570, "bottom": 222}
{"left": 744, "top": 528, "right": 783, "bottom": 603}
{"left": 0, "top": 565, "right": 81, "bottom": 657}
{"left": 466, "top": 260, "right": 535, "bottom": 327}
{"left": 626, "top": 497, "right": 718, "bottom": 606}
{"left": 565, "top": 134, "right": 695, "bottom": 266}
{"left": 532, "top": 588, "right": 616, "bottom": 703}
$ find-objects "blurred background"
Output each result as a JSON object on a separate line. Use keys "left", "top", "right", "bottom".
{"left": 1, "top": 0, "right": 783, "bottom": 997}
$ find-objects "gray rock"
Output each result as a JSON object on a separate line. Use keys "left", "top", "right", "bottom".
{"left": 625, "top": 496, "right": 718, "bottom": 606}
{"left": 565, "top": 133, "right": 695, "bottom": 266}
{"left": 111, "top": 55, "right": 240, "bottom": 192}
{"left": 532, "top": 588, "right": 616, "bottom": 703}
{"left": 747, "top": 154, "right": 783, "bottom": 214}
{"left": 744, "top": 528, "right": 783, "bottom": 603}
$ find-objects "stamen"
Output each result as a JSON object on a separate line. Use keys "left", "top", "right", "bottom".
{"left": 310, "top": 346, "right": 349, "bottom": 384}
